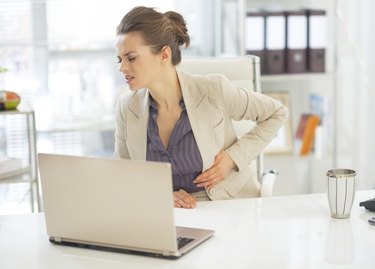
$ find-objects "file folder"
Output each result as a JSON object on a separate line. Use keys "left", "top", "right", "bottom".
{"left": 265, "top": 11, "right": 286, "bottom": 74}
{"left": 286, "top": 10, "right": 308, "bottom": 73}
{"left": 307, "top": 9, "right": 326, "bottom": 72}
{"left": 245, "top": 11, "right": 266, "bottom": 74}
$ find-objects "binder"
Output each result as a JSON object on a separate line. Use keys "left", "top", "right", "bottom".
{"left": 265, "top": 11, "right": 286, "bottom": 74}
{"left": 245, "top": 11, "right": 266, "bottom": 74}
{"left": 286, "top": 10, "right": 308, "bottom": 73}
{"left": 307, "top": 9, "right": 327, "bottom": 72}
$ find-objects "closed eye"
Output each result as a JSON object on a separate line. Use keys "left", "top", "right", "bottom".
{"left": 128, "top": 56, "right": 136, "bottom": 62}
{"left": 117, "top": 54, "right": 137, "bottom": 63}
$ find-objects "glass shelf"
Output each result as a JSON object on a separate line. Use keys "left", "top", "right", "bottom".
{"left": 0, "top": 166, "right": 32, "bottom": 182}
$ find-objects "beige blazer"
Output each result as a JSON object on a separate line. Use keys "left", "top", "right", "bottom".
{"left": 114, "top": 69, "right": 288, "bottom": 200}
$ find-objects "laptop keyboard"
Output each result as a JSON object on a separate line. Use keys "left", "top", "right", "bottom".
{"left": 177, "top": 237, "right": 194, "bottom": 249}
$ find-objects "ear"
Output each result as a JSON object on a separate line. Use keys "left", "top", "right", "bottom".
{"left": 160, "top": 46, "right": 172, "bottom": 63}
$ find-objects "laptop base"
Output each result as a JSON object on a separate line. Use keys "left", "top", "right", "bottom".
{"left": 49, "top": 237, "right": 182, "bottom": 259}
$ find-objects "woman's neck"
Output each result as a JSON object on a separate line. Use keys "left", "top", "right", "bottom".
{"left": 148, "top": 67, "right": 182, "bottom": 111}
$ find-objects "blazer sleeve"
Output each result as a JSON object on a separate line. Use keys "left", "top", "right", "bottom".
{"left": 114, "top": 93, "right": 131, "bottom": 159}
{"left": 217, "top": 75, "right": 289, "bottom": 170}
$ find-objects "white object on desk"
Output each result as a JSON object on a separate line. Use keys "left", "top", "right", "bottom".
{"left": 0, "top": 190, "right": 375, "bottom": 269}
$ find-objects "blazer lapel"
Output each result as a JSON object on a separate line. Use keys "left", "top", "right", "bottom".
{"left": 177, "top": 70, "right": 219, "bottom": 171}
{"left": 126, "top": 89, "right": 149, "bottom": 160}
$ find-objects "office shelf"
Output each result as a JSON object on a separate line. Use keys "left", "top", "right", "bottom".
{"left": 0, "top": 104, "right": 40, "bottom": 212}
{"left": 261, "top": 72, "right": 335, "bottom": 82}
{"left": 0, "top": 167, "right": 32, "bottom": 182}
{"left": 227, "top": 0, "right": 338, "bottom": 195}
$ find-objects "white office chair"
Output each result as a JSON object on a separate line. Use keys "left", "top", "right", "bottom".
{"left": 178, "top": 55, "right": 277, "bottom": 197}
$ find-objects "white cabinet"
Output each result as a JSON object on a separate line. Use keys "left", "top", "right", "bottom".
{"left": 0, "top": 105, "right": 40, "bottom": 212}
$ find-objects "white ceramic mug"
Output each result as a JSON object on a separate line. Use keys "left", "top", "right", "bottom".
{"left": 326, "top": 169, "right": 356, "bottom": 219}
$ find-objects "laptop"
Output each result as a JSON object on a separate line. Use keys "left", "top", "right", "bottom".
{"left": 38, "top": 153, "right": 214, "bottom": 259}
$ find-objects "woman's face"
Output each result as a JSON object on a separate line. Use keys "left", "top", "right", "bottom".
{"left": 116, "top": 32, "right": 163, "bottom": 91}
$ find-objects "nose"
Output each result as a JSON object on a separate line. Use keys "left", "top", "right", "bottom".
{"left": 118, "top": 60, "right": 129, "bottom": 73}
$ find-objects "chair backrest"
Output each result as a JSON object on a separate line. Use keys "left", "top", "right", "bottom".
{"left": 178, "top": 55, "right": 264, "bottom": 183}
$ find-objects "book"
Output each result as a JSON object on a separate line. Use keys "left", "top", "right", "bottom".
{"left": 295, "top": 114, "right": 320, "bottom": 156}
{"left": 295, "top": 114, "right": 310, "bottom": 140}
{"left": 294, "top": 114, "right": 309, "bottom": 154}
{"left": 300, "top": 115, "right": 320, "bottom": 155}
{"left": 309, "top": 93, "right": 331, "bottom": 158}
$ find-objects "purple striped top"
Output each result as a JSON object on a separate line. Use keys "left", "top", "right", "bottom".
{"left": 146, "top": 97, "right": 204, "bottom": 193}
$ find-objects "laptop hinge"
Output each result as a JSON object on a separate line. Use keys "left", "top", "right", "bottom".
{"left": 162, "top": 250, "right": 179, "bottom": 257}
{"left": 53, "top": 237, "right": 62, "bottom": 243}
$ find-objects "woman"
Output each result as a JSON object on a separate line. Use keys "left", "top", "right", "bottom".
{"left": 114, "top": 6, "right": 288, "bottom": 208}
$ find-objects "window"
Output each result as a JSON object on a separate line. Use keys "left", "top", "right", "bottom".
{"left": 0, "top": 0, "right": 217, "bottom": 155}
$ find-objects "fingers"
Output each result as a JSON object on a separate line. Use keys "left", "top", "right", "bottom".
{"left": 173, "top": 189, "right": 196, "bottom": 209}
{"left": 193, "top": 168, "right": 220, "bottom": 188}
{"left": 193, "top": 151, "right": 236, "bottom": 189}
{"left": 214, "top": 151, "right": 225, "bottom": 162}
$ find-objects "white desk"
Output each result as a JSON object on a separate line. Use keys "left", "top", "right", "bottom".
{"left": 1, "top": 191, "right": 375, "bottom": 269}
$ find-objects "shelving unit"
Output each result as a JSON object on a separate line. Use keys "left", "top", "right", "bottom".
{"left": 261, "top": 72, "right": 334, "bottom": 82}
{"left": 0, "top": 104, "right": 40, "bottom": 212}
{"left": 219, "top": 0, "right": 338, "bottom": 195}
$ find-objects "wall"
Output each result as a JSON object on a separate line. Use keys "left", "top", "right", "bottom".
{"left": 336, "top": 0, "right": 375, "bottom": 190}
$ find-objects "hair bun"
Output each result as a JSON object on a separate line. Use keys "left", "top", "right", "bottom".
{"left": 164, "top": 11, "right": 190, "bottom": 48}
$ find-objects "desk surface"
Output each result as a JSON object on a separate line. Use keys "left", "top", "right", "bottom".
{"left": 1, "top": 191, "right": 375, "bottom": 269}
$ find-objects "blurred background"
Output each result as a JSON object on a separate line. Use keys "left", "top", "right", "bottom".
{"left": 1, "top": 0, "right": 374, "bottom": 214}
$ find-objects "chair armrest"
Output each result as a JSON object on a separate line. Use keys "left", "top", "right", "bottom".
{"left": 260, "top": 170, "right": 278, "bottom": 197}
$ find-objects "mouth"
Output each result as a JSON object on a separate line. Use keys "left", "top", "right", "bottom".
{"left": 125, "top": 75, "right": 134, "bottom": 84}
